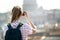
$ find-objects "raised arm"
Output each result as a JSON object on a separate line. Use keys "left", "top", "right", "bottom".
{"left": 23, "top": 11, "right": 37, "bottom": 33}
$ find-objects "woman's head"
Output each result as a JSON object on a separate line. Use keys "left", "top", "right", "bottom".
{"left": 11, "top": 6, "right": 22, "bottom": 23}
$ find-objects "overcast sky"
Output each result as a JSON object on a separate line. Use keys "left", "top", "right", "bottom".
{"left": 0, "top": 0, "right": 60, "bottom": 13}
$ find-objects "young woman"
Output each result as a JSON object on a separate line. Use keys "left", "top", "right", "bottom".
{"left": 3, "top": 6, "right": 36, "bottom": 40}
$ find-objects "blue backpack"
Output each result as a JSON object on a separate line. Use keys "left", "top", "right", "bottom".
{"left": 5, "top": 23, "right": 23, "bottom": 40}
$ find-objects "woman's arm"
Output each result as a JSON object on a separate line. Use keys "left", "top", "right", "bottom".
{"left": 25, "top": 15, "right": 36, "bottom": 29}
{"left": 23, "top": 11, "right": 37, "bottom": 33}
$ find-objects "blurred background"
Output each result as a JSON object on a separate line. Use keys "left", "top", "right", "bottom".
{"left": 0, "top": 0, "right": 60, "bottom": 40}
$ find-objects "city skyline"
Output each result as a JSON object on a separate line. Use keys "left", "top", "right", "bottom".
{"left": 0, "top": 0, "right": 60, "bottom": 13}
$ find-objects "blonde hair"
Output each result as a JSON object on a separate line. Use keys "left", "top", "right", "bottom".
{"left": 11, "top": 6, "right": 22, "bottom": 23}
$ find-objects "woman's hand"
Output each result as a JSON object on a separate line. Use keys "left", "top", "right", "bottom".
{"left": 23, "top": 11, "right": 29, "bottom": 19}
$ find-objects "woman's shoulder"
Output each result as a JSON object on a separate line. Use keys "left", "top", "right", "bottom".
{"left": 23, "top": 23, "right": 32, "bottom": 30}
{"left": 23, "top": 23, "right": 28, "bottom": 25}
{"left": 23, "top": 23, "right": 30, "bottom": 27}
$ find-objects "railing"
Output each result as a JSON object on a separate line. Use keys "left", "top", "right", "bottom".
{"left": 28, "top": 30, "right": 60, "bottom": 40}
{"left": 0, "top": 29, "right": 60, "bottom": 40}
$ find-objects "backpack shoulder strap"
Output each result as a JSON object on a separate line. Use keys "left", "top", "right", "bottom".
{"left": 7, "top": 23, "right": 12, "bottom": 29}
{"left": 17, "top": 23, "right": 23, "bottom": 29}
